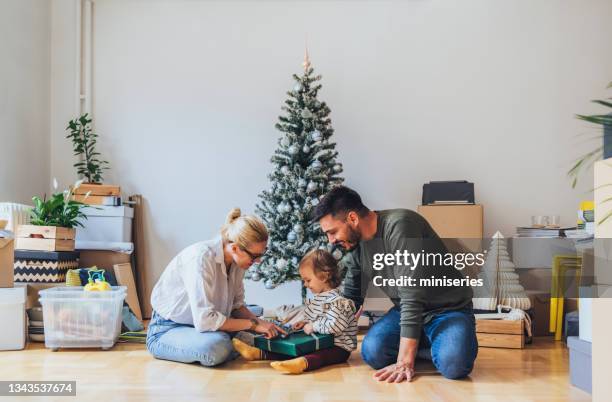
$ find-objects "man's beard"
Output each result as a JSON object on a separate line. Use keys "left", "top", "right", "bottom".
{"left": 338, "top": 226, "right": 361, "bottom": 251}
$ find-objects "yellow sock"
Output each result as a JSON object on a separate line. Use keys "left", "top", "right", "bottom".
{"left": 270, "top": 357, "right": 308, "bottom": 374}
{"left": 232, "top": 338, "right": 263, "bottom": 361}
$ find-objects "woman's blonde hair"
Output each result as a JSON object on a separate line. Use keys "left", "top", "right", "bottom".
{"left": 220, "top": 208, "right": 268, "bottom": 250}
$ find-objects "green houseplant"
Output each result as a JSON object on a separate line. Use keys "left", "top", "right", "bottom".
{"left": 66, "top": 114, "right": 109, "bottom": 184}
{"left": 568, "top": 82, "right": 612, "bottom": 188}
{"left": 29, "top": 180, "right": 90, "bottom": 228}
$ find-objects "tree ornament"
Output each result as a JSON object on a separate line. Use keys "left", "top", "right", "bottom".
{"left": 293, "top": 82, "right": 302, "bottom": 92}
{"left": 302, "top": 145, "right": 310, "bottom": 153}
{"left": 264, "top": 280, "right": 276, "bottom": 289}
{"left": 276, "top": 258, "right": 288, "bottom": 270}
{"left": 301, "top": 109, "right": 313, "bottom": 119}
{"left": 251, "top": 272, "right": 261, "bottom": 281}
{"left": 298, "top": 179, "right": 307, "bottom": 188}
{"left": 310, "top": 130, "right": 322, "bottom": 142}
{"left": 288, "top": 145, "right": 298, "bottom": 155}
{"left": 307, "top": 181, "right": 318, "bottom": 192}
{"left": 287, "top": 231, "right": 297, "bottom": 242}
{"left": 280, "top": 165, "right": 290, "bottom": 175}
{"left": 293, "top": 223, "right": 304, "bottom": 233}
{"left": 333, "top": 164, "right": 342, "bottom": 172}
{"left": 311, "top": 160, "right": 322, "bottom": 171}
{"left": 311, "top": 198, "right": 320, "bottom": 206}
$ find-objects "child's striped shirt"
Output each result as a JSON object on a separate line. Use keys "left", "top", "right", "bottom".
{"left": 303, "top": 288, "right": 358, "bottom": 352}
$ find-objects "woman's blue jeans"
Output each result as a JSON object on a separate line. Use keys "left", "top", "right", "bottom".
{"left": 361, "top": 307, "right": 478, "bottom": 379}
{"left": 146, "top": 311, "right": 237, "bottom": 367}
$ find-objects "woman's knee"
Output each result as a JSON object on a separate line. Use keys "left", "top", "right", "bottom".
{"left": 195, "top": 334, "right": 234, "bottom": 367}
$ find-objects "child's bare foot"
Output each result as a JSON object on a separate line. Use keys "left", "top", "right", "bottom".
{"left": 232, "top": 338, "right": 263, "bottom": 361}
{"left": 270, "top": 357, "right": 308, "bottom": 374}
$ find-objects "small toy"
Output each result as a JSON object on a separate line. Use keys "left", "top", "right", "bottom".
{"left": 84, "top": 270, "right": 111, "bottom": 292}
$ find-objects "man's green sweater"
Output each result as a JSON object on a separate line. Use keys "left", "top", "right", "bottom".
{"left": 341, "top": 209, "right": 473, "bottom": 339}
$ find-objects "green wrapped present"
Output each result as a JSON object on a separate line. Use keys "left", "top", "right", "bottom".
{"left": 248, "top": 331, "right": 334, "bottom": 357}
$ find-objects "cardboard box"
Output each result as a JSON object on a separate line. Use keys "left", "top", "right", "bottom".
{"left": 78, "top": 250, "right": 132, "bottom": 271}
{"left": 14, "top": 282, "right": 63, "bottom": 309}
{"left": 0, "top": 238, "right": 14, "bottom": 288}
{"left": 417, "top": 204, "right": 483, "bottom": 239}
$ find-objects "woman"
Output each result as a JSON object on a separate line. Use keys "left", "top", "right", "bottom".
{"left": 146, "top": 208, "right": 286, "bottom": 367}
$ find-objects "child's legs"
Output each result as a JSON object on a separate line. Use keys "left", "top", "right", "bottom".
{"left": 302, "top": 346, "right": 351, "bottom": 371}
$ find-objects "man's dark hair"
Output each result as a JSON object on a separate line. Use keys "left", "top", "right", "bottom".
{"left": 312, "top": 185, "right": 370, "bottom": 222}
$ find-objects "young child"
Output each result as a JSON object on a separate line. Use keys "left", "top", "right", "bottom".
{"left": 232, "top": 249, "right": 358, "bottom": 374}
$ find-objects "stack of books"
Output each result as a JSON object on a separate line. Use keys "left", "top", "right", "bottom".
{"left": 515, "top": 226, "right": 574, "bottom": 238}
{"left": 72, "top": 183, "right": 121, "bottom": 206}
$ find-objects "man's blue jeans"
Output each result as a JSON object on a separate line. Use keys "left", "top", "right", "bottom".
{"left": 361, "top": 307, "right": 478, "bottom": 379}
{"left": 146, "top": 311, "right": 237, "bottom": 367}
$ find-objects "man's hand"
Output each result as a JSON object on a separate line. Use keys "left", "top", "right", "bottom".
{"left": 303, "top": 322, "right": 314, "bottom": 335}
{"left": 373, "top": 362, "right": 415, "bottom": 383}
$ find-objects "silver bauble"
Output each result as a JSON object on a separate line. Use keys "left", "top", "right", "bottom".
{"left": 302, "top": 145, "right": 310, "bottom": 153}
{"left": 311, "top": 160, "right": 322, "bottom": 171}
{"left": 293, "top": 82, "right": 302, "bottom": 92}
{"left": 287, "top": 231, "right": 297, "bottom": 242}
{"left": 276, "top": 258, "right": 288, "bottom": 270}
{"left": 264, "top": 280, "right": 276, "bottom": 289}
{"left": 301, "top": 109, "right": 313, "bottom": 119}
{"left": 293, "top": 224, "right": 304, "bottom": 233}
{"left": 280, "top": 165, "right": 290, "bottom": 174}
{"left": 251, "top": 272, "right": 261, "bottom": 281}
{"left": 307, "top": 181, "right": 317, "bottom": 192}
{"left": 333, "top": 164, "right": 342, "bottom": 172}
{"left": 311, "top": 130, "right": 322, "bottom": 142}
{"left": 288, "top": 145, "right": 298, "bottom": 155}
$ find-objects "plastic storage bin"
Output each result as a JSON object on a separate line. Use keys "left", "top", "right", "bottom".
{"left": 39, "top": 286, "right": 126, "bottom": 350}
{"left": 76, "top": 206, "right": 134, "bottom": 242}
{"left": 0, "top": 287, "right": 26, "bottom": 350}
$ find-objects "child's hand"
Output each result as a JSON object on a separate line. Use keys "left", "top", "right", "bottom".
{"left": 292, "top": 321, "right": 306, "bottom": 330}
{"left": 303, "top": 323, "right": 314, "bottom": 335}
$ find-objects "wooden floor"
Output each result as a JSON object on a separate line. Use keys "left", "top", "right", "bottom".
{"left": 0, "top": 336, "right": 590, "bottom": 402}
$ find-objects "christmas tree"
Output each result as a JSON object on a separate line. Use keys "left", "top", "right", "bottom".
{"left": 247, "top": 51, "right": 344, "bottom": 289}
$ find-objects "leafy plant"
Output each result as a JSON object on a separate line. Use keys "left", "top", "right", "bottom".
{"left": 30, "top": 181, "right": 90, "bottom": 228}
{"left": 66, "top": 113, "right": 109, "bottom": 183}
{"left": 568, "top": 82, "right": 612, "bottom": 188}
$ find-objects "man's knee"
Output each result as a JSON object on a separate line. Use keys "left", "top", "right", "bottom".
{"left": 360, "top": 333, "right": 395, "bottom": 369}
{"left": 434, "top": 348, "right": 475, "bottom": 379}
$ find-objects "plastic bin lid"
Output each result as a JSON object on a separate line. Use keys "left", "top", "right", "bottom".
{"left": 39, "top": 286, "right": 127, "bottom": 297}
{"left": 0, "top": 287, "right": 26, "bottom": 304}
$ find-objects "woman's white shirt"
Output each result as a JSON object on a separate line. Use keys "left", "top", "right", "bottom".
{"left": 150, "top": 236, "right": 245, "bottom": 332}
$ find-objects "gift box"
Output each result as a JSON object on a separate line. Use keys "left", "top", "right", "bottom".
{"left": 246, "top": 330, "right": 334, "bottom": 357}
{"left": 13, "top": 250, "right": 79, "bottom": 283}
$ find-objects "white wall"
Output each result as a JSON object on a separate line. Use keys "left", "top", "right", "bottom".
{"left": 48, "top": 0, "right": 612, "bottom": 311}
{"left": 0, "top": 0, "right": 51, "bottom": 204}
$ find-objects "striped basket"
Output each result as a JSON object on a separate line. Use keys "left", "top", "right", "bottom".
{"left": 14, "top": 250, "right": 79, "bottom": 283}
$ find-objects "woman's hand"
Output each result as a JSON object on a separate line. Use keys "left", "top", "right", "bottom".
{"left": 292, "top": 321, "right": 306, "bottom": 330}
{"left": 254, "top": 319, "right": 287, "bottom": 339}
{"left": 373, "top": 362, "right": 415, "bottom": 383}
{"left": 303, "top": 322, "right": 314, "bottom": 335}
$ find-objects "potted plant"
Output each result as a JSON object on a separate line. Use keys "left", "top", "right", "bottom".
{"left": 568, "top": 82, "right": 612, "bottom": 188}
{"left": 15, "top": 180, "right": 90, "bottom": 252}
{"left": 66, "top": 114, "right": 109, "bottom": 184}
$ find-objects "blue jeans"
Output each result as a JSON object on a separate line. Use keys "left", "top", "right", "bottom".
{"left": 146, "top": 311, "right": 237, "bottom": 367}
{"left": 361, "top": 307, "right": 478, "bottom": 379}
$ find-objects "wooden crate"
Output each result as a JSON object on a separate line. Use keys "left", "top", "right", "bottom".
{"left": 15, "top": 225, "right": 76, "bottom": 252}
{"left": 72, "top": 183, "right": 120, "bottom": 196}
{"left": 476, "top": 319, "right": 524, "bottom": 349}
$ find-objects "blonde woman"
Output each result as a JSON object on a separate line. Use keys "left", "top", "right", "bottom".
{"left": 146, "top": 208, "right": 286, "bottom": 367}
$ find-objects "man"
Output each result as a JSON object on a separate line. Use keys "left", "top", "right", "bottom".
{"left": 312, "top": 186, "right": 477, "bottom": 383}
